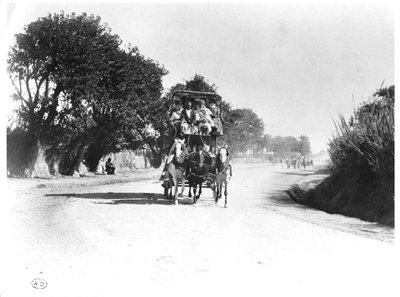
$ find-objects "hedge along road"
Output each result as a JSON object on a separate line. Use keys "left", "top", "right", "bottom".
{"left": 1, "top": 163, "right": 396, "bottom": 297}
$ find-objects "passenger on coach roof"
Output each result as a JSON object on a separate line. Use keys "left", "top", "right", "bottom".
{"left": 181, "top": 99, "right": 198, "bottom": 135}
{"left": 197, "top": 99, "right": 214, "bottom": 135}
{"left": 208, "top": 98, "right": 223, "bottom": 135}
{"left": 169, "top": 106, "right": 182, "bottom": 135}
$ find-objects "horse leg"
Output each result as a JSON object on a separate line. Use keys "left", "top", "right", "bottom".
{"left": 174, "top": 178, "right": 179, "bottom": 205}
{"left": 214, "top": 179, "right": 219, "bottom": 204}
{"left": 168, "top": 176, "right": 173, "bottom": 200}
{"left": 188, "top": 184, "right": 192, "bottom": 198}
{"left": 224, "top": 181, "right": 228, "bottom": 208}
{"left": 180, "top": 175, "right": 186, "bottom": 197}
{"left": 193, "top": 183, "right": 197, "bottom": 204}
{"left": 197, "top": 181, "right": 202, "bottom": 200}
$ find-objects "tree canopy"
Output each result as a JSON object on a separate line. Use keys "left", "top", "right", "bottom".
{"left": 223, "top": 108, "right": 265, "bottom": 154}
{"left": 7, "top": 12, "right": 167, "bottom": 175}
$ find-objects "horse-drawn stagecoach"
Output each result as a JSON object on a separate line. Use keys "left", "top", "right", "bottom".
{"left": 161, "top": 90, "right": 231, "bottom": 207}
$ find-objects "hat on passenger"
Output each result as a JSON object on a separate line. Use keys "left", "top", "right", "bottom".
{"left": 173, "top": 96, "right": 182, "bottom": 103}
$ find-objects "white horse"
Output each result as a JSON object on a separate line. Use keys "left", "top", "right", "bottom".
{"left": 214, "top": 147, "right": 232, "bottom": 208}
{"left": 166, "top": 139, "right": 188, "bottom": 204}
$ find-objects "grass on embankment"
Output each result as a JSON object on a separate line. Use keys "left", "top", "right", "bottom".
{"left": 287, "top": 86, "right": 394, "bottom": 227}
{"left": 286, "top": 169, "right": 394, "bottom": 226}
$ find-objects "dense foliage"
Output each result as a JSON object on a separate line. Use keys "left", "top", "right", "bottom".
{"left": 7, "top": 12, "right": 167, "bottom": 175}
{"left": 320, "top": 85, "right": 395, "bottom": 225}
{"left": 287, "top": 85, "right": 395, "bottom": 226}
{"left": 329, "top": 86, "right": 394, "bottom": 182}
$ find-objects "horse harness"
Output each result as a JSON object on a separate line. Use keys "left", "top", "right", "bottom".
{"left": 172, "top": 158, "right": 187, "bottom": 172}
{"left": 217, "top": 163, "right": 232, "bottom": 175}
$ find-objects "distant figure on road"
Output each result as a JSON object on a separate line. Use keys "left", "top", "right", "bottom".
{"left": 105, "top": 158, "right": 116, "bottom": 175}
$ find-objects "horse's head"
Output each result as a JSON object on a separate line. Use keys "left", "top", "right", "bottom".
{"left": 218, "top": 147, "right": 229, "bottom": 163}
{"left": 174, "top": 139, "right": 187, "bottom": 161}
{"left": 194, "top": 149, "right": 205, "bottom": 167}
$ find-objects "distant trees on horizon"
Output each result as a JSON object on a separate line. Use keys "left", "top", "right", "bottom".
{"left": 254, "top": 134, "right": 312, "bottom": 158}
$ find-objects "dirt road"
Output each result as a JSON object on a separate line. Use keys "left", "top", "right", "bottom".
{"left": 1, "top": 164, "right": 396, "bottom": 297}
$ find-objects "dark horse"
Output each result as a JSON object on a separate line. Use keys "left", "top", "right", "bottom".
{"left": 188, "top": 148, "right": 206, "bottom": 204}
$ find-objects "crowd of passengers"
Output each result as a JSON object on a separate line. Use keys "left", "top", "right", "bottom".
{"left": 169, "top": 96, "right": 223, "bottom": 136}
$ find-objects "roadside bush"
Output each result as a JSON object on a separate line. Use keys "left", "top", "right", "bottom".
{"left": 287, "top": 86, "right": 394, "bottom": 226}
{"left": 329, "top": 88, "right": 394, "bottom": 175}
{"left": 329, "top": 86, "right": 394, "bottom": 192}
{"left": 308, "top": 86, "right": 394, "bottom": 225}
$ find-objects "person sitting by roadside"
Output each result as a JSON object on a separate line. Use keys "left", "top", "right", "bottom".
{"left": 105, "top": 158, "right": 116, "bottom": 175}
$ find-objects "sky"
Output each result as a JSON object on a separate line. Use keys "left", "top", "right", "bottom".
{"left": 1, "top": 2, "right": 395, "bottom": 153}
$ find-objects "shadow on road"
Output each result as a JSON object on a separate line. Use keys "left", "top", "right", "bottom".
{"left": 45, "top": 192, "right": 174, "bottom": 205}
{"left": 94, "top": 198, "right": 172, "bottom": 205}
{"left": 263, "top": 190, "right": 307, "bottom": 208}
{"left": 44, "top": 192, "right": 206, "bottom": 206}
{"left": 272, "top": 170, "right": 316, "bottom": 176}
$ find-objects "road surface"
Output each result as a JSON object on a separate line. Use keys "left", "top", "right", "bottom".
{"left": 1, "top": 164, "right": 396, "bottom": 297}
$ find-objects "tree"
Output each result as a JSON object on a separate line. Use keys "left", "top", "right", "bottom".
{"left": 7, "top": 12, "right": 168, "bottom": 175}
{"left": 184, "top": 74, "right": 218, "bottom": 93}
{"left": 255, "top": 134, "right": 273, "bottom": 153}
{"left": 82, "top": 47, "right": 168, "bottom": 171}
{"left": 270, "top": 136, "right": 298, "bottom": 157}
{"left": 7, "top": 12, "right": 121, "bottom": 175}
{"left": 297, "top": 135, "right": 311, "bottom": 157}
{"left": 224, "top": 108, "right": 265, "bottom": 154}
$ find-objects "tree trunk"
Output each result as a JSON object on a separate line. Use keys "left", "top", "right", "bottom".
{"left": 44, "top": 154, "right": 58, "bottom": 175}
{"left": 7, "top": 127, "right": 40, "bottom": 177}
{"left": 147, "top": 145, "right": 162, "bottom": 168}
{"left": 58, "top": 140, "right": 89, "bottom": 176}
{"left": 84, "top": 144, "right": 106, "bottom": 172}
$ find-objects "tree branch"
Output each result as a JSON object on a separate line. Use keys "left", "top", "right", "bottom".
{"left": 11, "top": 78, "right": 30, "bottom": 108}
{"left": 25, "top": 75, "right": 33, "bottom": 103}
{"left": 33, "top": 76, "right": 47, "bottom": 106}
{"left": 44, "top": 84, "right": 63, "bottom": 127}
